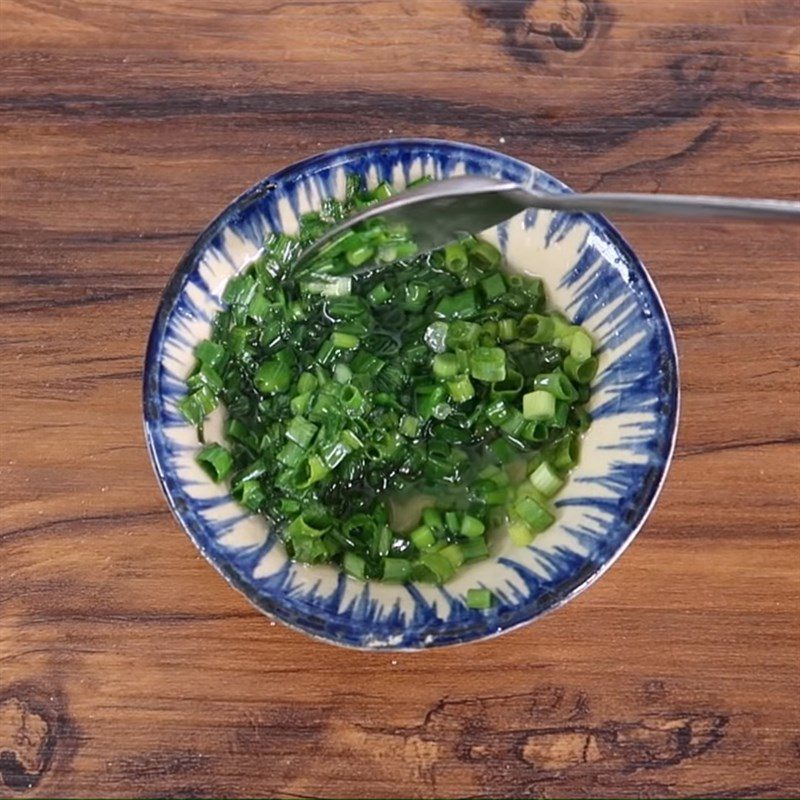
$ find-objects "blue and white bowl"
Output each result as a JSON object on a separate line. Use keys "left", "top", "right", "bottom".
{"left": 144, "top": 139, "right": 679, "bottom": 650}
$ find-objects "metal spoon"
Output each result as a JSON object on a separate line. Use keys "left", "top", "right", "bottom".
{"left": 296, "top": 175, "right": 800, "bottom": 272}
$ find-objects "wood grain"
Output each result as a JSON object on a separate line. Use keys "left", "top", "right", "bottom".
{"left": 1, "top": 0, "right": 799, "bottom": 797}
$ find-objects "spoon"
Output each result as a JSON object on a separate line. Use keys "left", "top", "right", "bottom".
{"left": 295, "top": 175, "right": 800, "bottom": 273}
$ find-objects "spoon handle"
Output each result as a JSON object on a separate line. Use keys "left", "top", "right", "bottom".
{"left": 521, "top": 190, "right": 800, "bottom": 222}
{"left": 294, "top": 176, "right": 800, "bottom": 273}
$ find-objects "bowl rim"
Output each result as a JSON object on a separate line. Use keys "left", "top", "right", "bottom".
{"left": 143, "top": 137, "right": 680, "bottom": 650}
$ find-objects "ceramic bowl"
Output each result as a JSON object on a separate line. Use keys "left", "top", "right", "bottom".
{"left": 144, "top": 139, "right": 679, "bottom": 650}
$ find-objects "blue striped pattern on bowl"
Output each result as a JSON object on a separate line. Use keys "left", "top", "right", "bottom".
{"left": 144, "top": 139, "right": 678, "bottom": 650}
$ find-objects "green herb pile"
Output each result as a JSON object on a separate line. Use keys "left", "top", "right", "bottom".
{"left": 180, "top": 176, "right": 596, "bottom": 601}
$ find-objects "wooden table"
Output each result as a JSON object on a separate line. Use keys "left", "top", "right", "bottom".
{"left": 2, "top": 1, "right": 799, "bottom": 797}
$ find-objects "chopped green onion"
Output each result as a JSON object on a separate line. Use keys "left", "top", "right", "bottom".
{"left": 522, "top": 420, "right": 549, "bottom": 442}
{"left": 403, "top": 281, "right": 431, "bottom": 311}
{"left": 514, "top": 495, "right": 555, "bottom": 533}
{"left": 552, "top": 399, "right": 570, "bottom": 429}
{"left": 341, "top": 384, "right": 367, "bottom": 414}
{"left": 433, "top": 402, "right": 452, "bottom": 421}
{"left": 333, "top": 363, "right": 353, "bottom": 384}
{"left": 550, "top": 312, "right": 574, "bottom": 344}
{"left": 446, "top": 320, "right": 481, "bottom": 350}
{"left": 340, "top": 429, "right": 364, "bottom": 451}
{"left": 196, "top": 443, "right": 233, "bottom": 482}
{"left": 186, "top": 364, "right": 223, "bottom": 395}
{"left": 277, "top": 440, "right": 305, "bottom": 468}
{"left": 518, "top": 314, "right": 555, "bottom": 344}
{"left": 319, "top": 440, "right": 348, "bottom": 470}
{"left": 489, "top": 436, "right": 519, "bottom": 463}
{"left": 399, "top": 414, "right": 421, "bottom": 438}
{"left": 326, "top": 296, "right": 367, "bottom": 319}
{"left": 466, "top": 588, "right": 493, "bottom": 609}
{"left": 223, "top": 274, "right": 257, "bottom": 307}
{"left": 410, "top": 524, "right": 436, "bottom": 550}
{"left": 447, "top": 375, "right": 475, "bottom": 403}
{"left": 570, "top": 328, "right": 593, "bottom": 362}
{"left": 564, "top": 355, "right": 598, "bottom": 385}
{"left": 467, "top": 238, "right": 501, "bottom": 268}
{"left": 382, "top": 557, "right": 411, "bottom": 582}
{"left": 470, "top": 347, "right": 507, "bottom": 383}
{"left": 533, "top": 371, "right": 579, "bottom": 402}
{"left": 523, "top": 390, "right": 556, "bottom": 421}
{"left": 286, "top": 415, "right": 318, "bottom": 449}
{"left": 417, "top": 384, "right": 448, "bottom": 421}
{"left": 195, "top": 339, "right": 225, "bottom": 368}
{"left": 500, "top": 408, "right": 526, "bottom": 437}
{"left": 288, "top": 508, "right": 331, "bottom": 539}
{"left": 552, "top": 434, "right": 580, "bottom": 471}
{"left": 444, "top": 242, "right": 469, "bottom": 273}
{"left": 182, "top": 174, "right": 592, "bottom": 587}
{"left": 480, "top": 321, "right": 498, "bottom": 345}
{"left": 529, "top": 461, "right": 565, "bottom": 497}
{"left": 461, "top": 537, "right": 490, "bottom": 563}
{"left": 331, "top": 331, "right": 359, "bottom": 350}
{"left": 433, "top": 353, "right": 460, "bottom": 379}
{"left": 378, "top": 240, "right": 417, "bottom": 262}
{"left": 440, "top": 543, "right": 465, "bottom": 569}
{"left": 179, "top": 386, "right": 218, "bottom": 426}
{"left": 491, "top": 369, "right": 523, "bottom": 399}
{"left": 508, "top": 519, "right": 535, "bottom": 547}
{"left": 226, "top": 418, "right": 258, "bottom": 449}
{"left": 422, "top": 507, "right": 444, "bottom": 530}
{"left": 368, "top": 282, "right": 392, "bottom": 305}
{"left": 291, "top": 535, "right": 328, "bottom": 563}
{"left": 461, "top": 514, "right": 486, "bottom": 538}
{"left": 247, "top": 292, "right": 271, "bottom": 322}
{"left": 290, "top": 392, "right": 311, "bottom": 416}
{"left": 345, "top": 245, "right": 374, "bottom": 267}
{"left": 497, "top": 318, "right": 518, "bottom": 341}
{"left": 372, "top": 181, "right": 393, "bottom": 200}
{"left": 479, "top": 272, "right": 507, "bottom": 301}
{"left": 445, "top": 511, "right": 460, "bottom": 534}
{"left": 371, "top": 525, "right": 392, "bottom": 557}
{"left": 419, "top": 552, "right": 455, "bottom": 584}
{"left": 478, "top": 463, "right": 510, "bottom": 486}
{"left": 254, "top": 359, "right": 293, "bottom": 394}
{"left": 297, "top": 372, "right": 318, "bottom": 394}
{"left": 485, "top": 399, "right": 510, "bottom": 426}
{"left": 434, "top": 289, "right": 478, "bottom": 320}
{"left": 297, "top": 455, "right": 330, "bottom": 488}
{"left": 239, "top": 479, "right": 267, "bottom": 511}
{"left": 351, "top": 350, "right": 384, "bottom": 376}
{"left": 571, "top": 405, "right": 592, "bottom": 433}
{"left": 344, "top": 552, "right": 367, "bottom": 580}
